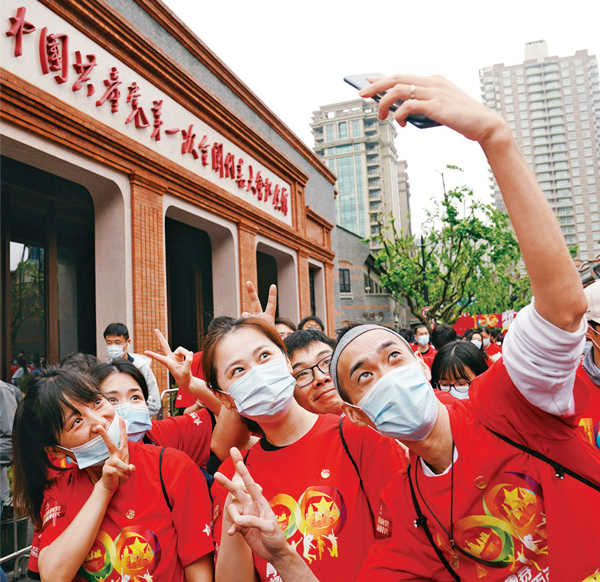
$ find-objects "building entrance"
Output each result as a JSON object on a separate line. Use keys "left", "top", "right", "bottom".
{"left": 1, "top": 157, "right": 96, "bottom": 381}
{"left": 166, "top": 218, "right": 214, "bottom": 353}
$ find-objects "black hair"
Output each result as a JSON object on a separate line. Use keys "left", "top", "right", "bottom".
{"left": 275, "top": 317, "right": 297, "bottom": 332}
{"left": 298, "top": 315, "right": 325, "bottom": 332}
{"left": 16, "top": 355, "right": 29, "bottom": 375}
{"left": 207, "top": 316, "right": 235, "bottom": 335}
{"left": 430, "top": 341, "right": 488, "bottom": 389}
{"left": 103, "top": 322, "right": 129, "bottom": 341}
{"left": 284, "top": 329, "right": 335, "bottom": 360}
{"left": 12, "top": 367, "right": 104, "bottom": 529}
{"left": 430, "top": 324, "right": 457, "bottom": 350}
{"left": 397, "top": 328, "right": 412, "bottom": 344}
{"left": 413, "top": 324, "right": 429, "bottom": 335}
{"left": 490, "top": 327, "right": 503, "bottom": 340}
{"left": 89, "top": 360, "right": 149, "bottom": 402}
{"left": 60, "top": 352, "right": 101, "bottom": 372}
{"left": 463, "top": 329, "right": 486, "bottom": 355}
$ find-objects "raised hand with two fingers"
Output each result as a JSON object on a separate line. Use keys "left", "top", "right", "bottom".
{"left": 97, "top": 415, "right": 136, "bottom": 494}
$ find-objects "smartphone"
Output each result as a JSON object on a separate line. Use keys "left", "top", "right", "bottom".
{"left": 344, "top": 73, "right": 441, "bottom": 129}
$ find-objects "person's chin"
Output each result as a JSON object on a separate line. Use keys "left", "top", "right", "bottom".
{"left": 312, "top": 389, "right": 340, "bottom": 412}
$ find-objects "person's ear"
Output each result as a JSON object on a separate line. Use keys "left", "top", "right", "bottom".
{"left": 45, "top": 445, "right": 68, "bottom": 460}
{"left": 215, "top": 390, "right": 236, "bottom": 410}
{"left": 415, "top": 352, "right": 432, "bottom": 382}
{"left": 342, "top": 403, "right": 368, "bottom": 427}
{"left": 285, "top": 357, "right": 294, "bottom": 375}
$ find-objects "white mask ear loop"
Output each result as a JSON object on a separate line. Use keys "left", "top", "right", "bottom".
{"left": 589, "top": 325, "right": 600, "bottom": 351}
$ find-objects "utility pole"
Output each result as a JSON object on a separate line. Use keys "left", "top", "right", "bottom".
{"left": 420, "top": 235, "right": 429, "bottom": 305}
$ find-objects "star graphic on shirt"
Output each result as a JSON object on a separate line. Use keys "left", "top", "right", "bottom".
{"left": 192, "top": 413, "right": 202, "bottom": 426}
{"left": 203, "top": 524, "right": 212, "bottom": 536}
{"left": 313, "top": 497, "right": 334, "bottom": 516}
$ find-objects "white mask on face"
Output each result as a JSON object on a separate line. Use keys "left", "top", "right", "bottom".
{"left": 58, "top": 414, "right": 122, "bottom": 469}
{"left": 348, "top": 361, "right": 438, "bottom": 441}
{"left": 107, "top": 344, "right": 126, "bottom": 361}
{"left": 471, "top": 339, "right": 482, "bottom": 350}
{"left": 483, "top": 338, "right": 490, "bottom": 348}
{"left": 224, "top": 358, "right": 296, "bottom": 424}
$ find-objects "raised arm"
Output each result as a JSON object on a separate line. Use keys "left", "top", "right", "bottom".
{"left": 145, "top": 329, "right": 222, "bottom": 415}
{"left": 362, "top": 75, "right": 587, "bottom": 331}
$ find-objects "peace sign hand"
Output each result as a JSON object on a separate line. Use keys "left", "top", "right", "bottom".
{"left": 97, "top": 416, "right": 136, "bottom": 494}
{"left": 145, "top": 329, "right": 193, "bottom": 392}
{"left": 241, "top": 281, "right": 277, "bottom": 327}
{"left": 214, "top": 448, "right": 287, "bottom": 564}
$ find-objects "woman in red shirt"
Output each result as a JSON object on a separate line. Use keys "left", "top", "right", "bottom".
{"left": 12, "top": 367, "right": 214, "bottom": 582}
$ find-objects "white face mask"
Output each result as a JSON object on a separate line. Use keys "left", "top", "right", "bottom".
{"left": 58, "top": 414, "right": 122, "bottom": 469}
{"left": 348, "top": 361, "right": 438, "bottom": 441}
{"left": 107, "top": 344, "right": 126, "bottom": 360}
{"left": 482, "top": 338, "right": 491, "bottom": 348}
{"left": 417, "top": 335, "right": 430, "bottom": 347}
{"left": 224, "top": 358, "right": 296, "bottom": 424}
{"left": 114, "top": 403, "right": 152, "bottom": 442}
{"left": 471, "top": 339, "right": 482, "bottom": 350}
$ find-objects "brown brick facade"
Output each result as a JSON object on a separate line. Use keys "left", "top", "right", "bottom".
{"left": 130, "top": 174, "right": 168, "bottom": 390}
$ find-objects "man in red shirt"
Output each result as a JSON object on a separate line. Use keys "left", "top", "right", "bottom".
{"left": 212, "top": 73, "right": 600, "bottom": 582}
{"left": 412, "top": 325, "right": 437, "bottom": 369}
{"left": 481, "top": 327, "right": 502, "bottom": 358}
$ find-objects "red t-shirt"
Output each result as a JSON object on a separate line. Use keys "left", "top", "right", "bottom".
{"left": 485, "top": 342, "right": 502, "bottom": 357}
{"left": 175, "top": 351, "right": 203, "bottom": 408}
{"left": 28, "top": 442, "right": 213, "bottom": 582}
{"left": 146, "top": 408, "right": 213, "bottom": 468}
{"left": 211, "top": 414, "right": 406, "bottom": 582}
{"left": 577, "top": 364, "right": 600, "bottom": 451}
{"left": 412, "top": 344, "right": 437, "bottom": 369}
{"left": 358, "top": 361, "right": 600, "bottom": 581}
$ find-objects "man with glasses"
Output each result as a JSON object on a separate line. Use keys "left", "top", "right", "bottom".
{"left": 285, "top": 329, "right": 344, "bottom": 416}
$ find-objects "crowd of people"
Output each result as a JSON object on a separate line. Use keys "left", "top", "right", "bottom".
{"left": 3, "top": 74, "right": 600, "bottom": 582}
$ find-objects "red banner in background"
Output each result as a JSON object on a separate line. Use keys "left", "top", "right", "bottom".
{"left": 453, "top": 311, "right": 515, "bottom": 336}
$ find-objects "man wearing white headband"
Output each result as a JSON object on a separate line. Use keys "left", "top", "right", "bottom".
{"left": 214, "top": 73, "right": 600, "bottom": 582}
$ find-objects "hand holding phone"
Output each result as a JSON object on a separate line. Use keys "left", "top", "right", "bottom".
{"left": 344, "top": 73, "right": 441, "bottom": 129}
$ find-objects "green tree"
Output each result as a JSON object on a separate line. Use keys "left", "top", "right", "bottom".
{"left": 370, "top": 168, "right": 532, "bottom": 326}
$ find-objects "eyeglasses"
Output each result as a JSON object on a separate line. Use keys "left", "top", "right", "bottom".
{"left": 437, "top": 381, "right": 471, "bottom": 393}
{"left": 293, "top": 355, "right": 332, "bottom": 388}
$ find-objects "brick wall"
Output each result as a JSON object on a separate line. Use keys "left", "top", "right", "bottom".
{"left": 130, "top": 174, "right": 168, "bottom": 391}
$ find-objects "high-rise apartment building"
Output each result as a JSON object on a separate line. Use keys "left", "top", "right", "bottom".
{"left": 480, "top": 41, "right": 600, "bottom": 261}
{"left": 310, "top": 99, "right": 411, "bottom": 250}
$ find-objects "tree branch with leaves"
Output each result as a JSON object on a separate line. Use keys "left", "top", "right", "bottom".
{"left": 370, "top": 167, "right": 532, "bottom": 326}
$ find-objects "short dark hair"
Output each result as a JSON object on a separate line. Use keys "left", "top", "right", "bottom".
{"left": 430, "top": 324, "right": 457, "bottom": 350}
{"left": 284, "top": 329, "right": 335, "bottom": 360}
{"left": 60, "top": 352, "right": 101, "bottom": 372}
{"left": 490, "top": 327, "right": 502, "bottom": 340}
{"left": 298, "top": 315, "right": 324, "bottom": 332}
{"left": 275, "top": 317, "right": 297, "bottom": 332}
{"left": 397, "top": 328, "right": 412, "bottom": 344}
{"left": 103, "top": 323, "right": 129, "bottom": 341}
{"left": 89, "top": 360, "right": 149, "bottom": 401}
{"left": 431, "top": 341, "right": 488, "bottom": 389}
{"left": 413, "top": 324, "right": 429, "bottom": 335}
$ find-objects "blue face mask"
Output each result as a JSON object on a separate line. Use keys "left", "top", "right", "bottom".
{"left": 349, "top": 361, "right": 438, "bottom": 441}
{"left": 225, "top": 357, "right": 296, "bottom": 424}
{"left": 107, "top": 344, "right": 126, "bottom": 361}
{"left": 58, "top": 413, "right": 122, "bottom": 469}
{"left": 417, "top": 335, "right": 430, "bottom": 347}
{"left": 113, "top": 403, "right": 152, "bottom": 442}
